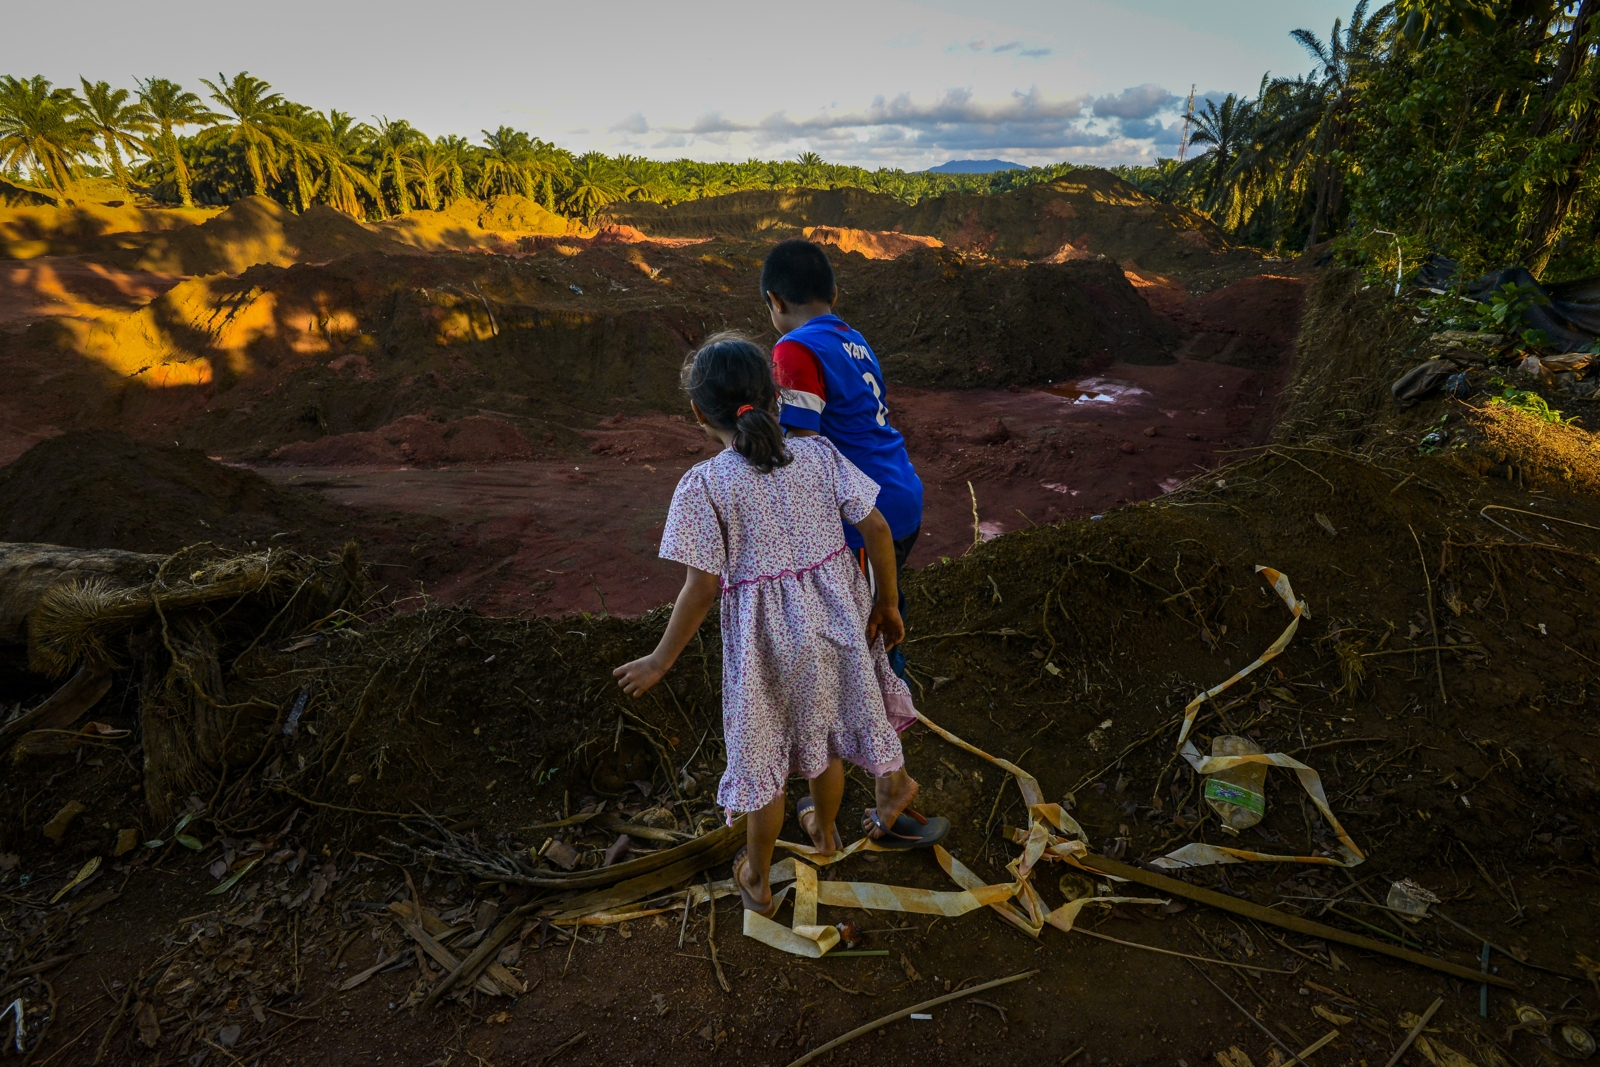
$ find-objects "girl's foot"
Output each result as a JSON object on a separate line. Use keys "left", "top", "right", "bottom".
{"left": 797, "top": 796, "right": 843, "bottom": 855}
{"left": 733, "top": 847, "right": 780, "bottom": 918}
{"left": 862, "top": 770, "right": 919, "bottom": 838}
{"left": 863, "top": 772, "right": 949, "bottom": 848}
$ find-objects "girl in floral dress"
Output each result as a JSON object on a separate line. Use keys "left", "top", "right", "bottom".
{"left": 614, "top": 335, "right": 947, "bottom": 915}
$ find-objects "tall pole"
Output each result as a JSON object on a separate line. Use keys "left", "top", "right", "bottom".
{"left": 1177, "top": 84, "right": 1197, "bottom": 162}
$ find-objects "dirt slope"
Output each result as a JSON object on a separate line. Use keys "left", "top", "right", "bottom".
{"left": 133, "top": 196, "right": 417, "bottom": 275}
{"left": 2, "top": 238, "right": 1181, "bottom": 460}
{"left": 839, "top": 250, "right": 1181, "bottom": 386}
{"left": 605, "top": 170, "right": 1255, "bottom": 275}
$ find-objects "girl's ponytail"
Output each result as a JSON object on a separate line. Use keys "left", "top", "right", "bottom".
{"left": 731, "top": 402, "right": 788, "bottom": 474}
{"left": 683, "top": 334, "right": 792, "bottom": 474}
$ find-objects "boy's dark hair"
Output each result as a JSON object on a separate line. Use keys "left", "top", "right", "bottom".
{"left": 683, "top": 333, "right": 792, "bottom": 474}
{"left": 760, "top": 239, "right": 836, "bottom": 307}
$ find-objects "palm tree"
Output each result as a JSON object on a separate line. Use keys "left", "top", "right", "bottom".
{"left": 135, "top": 77, "right": 218, "bottom": 208}
{"left": 477, "top": 125, "right": 534, "bottom": 201}
{"left": 796, "top": 150, "right": 825, "bottom": 187}
{"left": 434, "top": 134, "right": 473, "bottom": 203}
{"left": 562, "top": 152, "right": 621, "bottom": 218}
{"left": 1286, "top": 1, "right": 1395, "bottom": 242}
{"left": 411, "top": 141, "right": 451, "bottom": 211}
{"left": 1181, "top": 94, "right": 1258, "bottom": 208}
{"left": 309, "top": 110, "right": 377, "bottom": 217}
{"left": 369, "top": 117, "right": 423, "bottom": 215}
{"left": 0, "top": 75, "right": 97, "bottom": 202}
{"left": 200, "top": 72, "right": 288, "bottom": 197}
{"left": 77, "top": 79, "right": 152, "bottom": 192}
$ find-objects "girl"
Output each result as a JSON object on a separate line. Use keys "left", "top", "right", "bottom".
{"left": 614, "top": 334, "right": 947, "bottom": 916}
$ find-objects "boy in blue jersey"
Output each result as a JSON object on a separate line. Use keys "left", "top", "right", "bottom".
{"left": 762, "top": 239, "right": 923, "bottom": 684}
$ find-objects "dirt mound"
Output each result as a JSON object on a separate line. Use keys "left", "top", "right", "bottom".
{"left": 837, "top": 251, "right": 1182, "bottom": 387}
{"left": 269, "top": 414, "right": 536, "bottom": 466}
{"left": 0, "top": 430, "right": 351, "bottom": 553}
{"left": 1, "top": 200, "right": 216, "bottom": 259}
{"left": 803, "top": 225, "right": 943, "bottom": 259}
{"left": 602, "top": 186, "right": 908, "bottom": 240}
{"left": 375, "top": 208, "right": 518, "bottom": 254}
{"left": 582, "top": 411, "right": 711, "bottom": 461}
{"left": 606, "top": 170, "right": 1256, "bottom": 276}
{"left": 134, "top": 196, "right": 414, "bottom": 275}
{"left": 478, "top": 194, "right": 569, "bottom": 235}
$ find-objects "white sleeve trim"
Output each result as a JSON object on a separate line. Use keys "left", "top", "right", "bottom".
{"left": 781, "top": 388, "right": 825, "bottom": 412}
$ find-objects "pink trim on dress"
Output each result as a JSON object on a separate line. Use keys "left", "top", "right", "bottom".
{"left": 721, "top": 544, "right": 851, "bottom": 592}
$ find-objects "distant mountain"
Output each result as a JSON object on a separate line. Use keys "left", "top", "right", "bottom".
{"left": 925, "top": 159, "right": 1026, "bottom": 174}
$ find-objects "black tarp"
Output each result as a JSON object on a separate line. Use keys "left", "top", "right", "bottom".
{"left": 1416, "top": 256, "right": 1600, "bottom": 350}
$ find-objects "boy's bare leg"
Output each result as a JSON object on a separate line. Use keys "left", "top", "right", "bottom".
{"left": 803, "top": 759, "right": 845, "bottom": 854}
{"left": 863, "top": 768, "right": 919, "bottom": 839}
{"left": 736, "top": 790, "right": 787, "bottom": 907}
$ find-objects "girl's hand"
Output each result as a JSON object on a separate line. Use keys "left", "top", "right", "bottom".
{"left": 866, "top": 600, "right": 904, "bottom": 649}
{"left": 614, "top": 653, "right": 669, "bottom": 697}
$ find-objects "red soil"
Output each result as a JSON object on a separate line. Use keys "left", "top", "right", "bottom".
{"left": 0, "top": 255, "right": 182, "bottom": 332}
{"left": 269, "top": 414, "right": 537, "bottom": 465}
{"left": 252, "top": 270, "right": 1305, "bottom": 617}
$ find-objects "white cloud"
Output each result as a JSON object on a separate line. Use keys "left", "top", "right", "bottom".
{"left": 1091, "top": 83, "right": 1179, "bottom": 120}
{"left": 610, "top": 111, "right": 649, "bottom": 134}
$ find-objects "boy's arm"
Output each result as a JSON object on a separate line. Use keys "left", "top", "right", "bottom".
{"left": 614, "top": 565, "right": 720, "bottom": 696}
{"left": 774, "top": 339, "right": 825, "bottom": 435}
{"left": 852, "top": 508, "right": 904, "bottom": 648}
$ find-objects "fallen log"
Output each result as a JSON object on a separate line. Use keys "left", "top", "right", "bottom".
{"left": 1073, "top": 852, "right": 1517, "bottom": 990}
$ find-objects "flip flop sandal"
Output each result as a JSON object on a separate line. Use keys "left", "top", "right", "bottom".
{"left": 863, "top": 806, "right": 950, "bottom": 849}
{"left": 732, "top": 847, "right": 782, "bottom": 918}
{"left": 796, "top": 796, "right": 842, "bottom": 855}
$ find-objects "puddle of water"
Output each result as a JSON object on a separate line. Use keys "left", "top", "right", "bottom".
{"left": 1041, "top": 377, "right": 1147, "bottom": 405}
{"left": 1040, "top": 482, "right": 1079, "bottom": 495}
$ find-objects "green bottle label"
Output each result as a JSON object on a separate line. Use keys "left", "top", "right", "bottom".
{"left": 1204, "top": 778, "right": 1265, "bottom": 815}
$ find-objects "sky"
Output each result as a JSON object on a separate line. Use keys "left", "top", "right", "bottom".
{"left": 4, "top": 0, "right": 1357, "bottom": 170}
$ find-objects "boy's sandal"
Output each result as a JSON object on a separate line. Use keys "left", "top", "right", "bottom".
{"left": 862, "top": 806, "right": 950, "bottom": 850}
{"left": 733, "top": 847, "right": 783, "bottom": 919}
{"left": 796, "top": 796, "right": 842, "bottom": 856}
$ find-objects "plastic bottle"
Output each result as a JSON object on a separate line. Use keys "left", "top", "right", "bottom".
{"left": 1204, "top": 735, "right": 1267, "bottom": 833}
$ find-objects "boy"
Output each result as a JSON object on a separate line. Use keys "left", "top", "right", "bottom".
{"left": 761, "top": 239, "right": 923, "bottom": 682}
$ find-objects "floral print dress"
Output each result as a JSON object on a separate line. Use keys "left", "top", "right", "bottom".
{"left": 659, "top": 435, "right": 915, "bottom": 815}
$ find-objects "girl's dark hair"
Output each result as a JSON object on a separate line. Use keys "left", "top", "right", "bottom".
{"left": 683, "top": 333, "right": 792, "bottom": 473}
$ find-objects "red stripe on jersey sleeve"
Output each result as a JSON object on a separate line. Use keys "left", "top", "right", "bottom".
{"left": 772, "top": 340, "right": 826, "bottom": 399}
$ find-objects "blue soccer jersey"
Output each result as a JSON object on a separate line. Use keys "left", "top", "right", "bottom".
{"left": 773, "top": 315, "right": 923, "bottom": 547}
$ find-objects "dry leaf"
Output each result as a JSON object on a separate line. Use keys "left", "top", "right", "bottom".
{"left": 1315, "top": 1004, "right": 1355, "bottom": 1026}
{"left": 135, "top": 1000, "right": 161, "bottom": 1047}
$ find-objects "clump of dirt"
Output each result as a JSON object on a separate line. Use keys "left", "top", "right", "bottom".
{"left": 582, "top": 411, "right": 710, "bottom": 461}
{"left": 269, "top": 414, "right": 537, "bottom": 466}
{"left": 133, "top": 196, "right": 414, "bottom": 275}
{"left": 803, "top": 225, "right": 944, "bottom": 259}
{"left": 0, "top": 430, "right": 360, "bottom": 553}
{"left": 837, "top": 250, "right": 1182, "bottom": 387}
{"left": 605, "top": 170, "right": 1262, "bottom": 277}
{"left": 477, "top": 194, "right": 570, "bottom": 235}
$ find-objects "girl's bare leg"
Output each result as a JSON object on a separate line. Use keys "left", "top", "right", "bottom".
{"left": 736, "top": 790, "right": 787, "bottom": 907}
{"left": 803, "top": 759, "right": 845, "bottom": 853}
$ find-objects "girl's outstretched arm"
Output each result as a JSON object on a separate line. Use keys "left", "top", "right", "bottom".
{"left": 613, "top": 565, "right": 721, "bottom": 697}
{"left": 852, "top": 508, "right": 904, "bottom": 649}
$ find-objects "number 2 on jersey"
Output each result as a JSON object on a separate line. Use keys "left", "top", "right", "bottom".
{"left": 862, "top": 372, "right": 888, "bottom": 426}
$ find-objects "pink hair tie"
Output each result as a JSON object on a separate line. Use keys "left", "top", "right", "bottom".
{"left": 736, "top": 404, "right": 755, "bottom": 417}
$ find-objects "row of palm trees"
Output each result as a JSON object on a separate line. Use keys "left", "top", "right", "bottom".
{"left": 0, "top": 71, "right": 1085, "bottom": 220}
